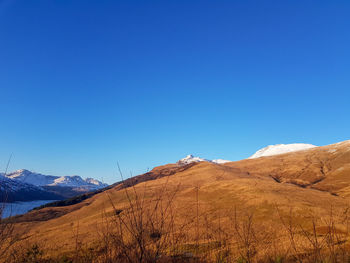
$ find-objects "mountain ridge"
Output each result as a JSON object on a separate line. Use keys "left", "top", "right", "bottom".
{"left": 5, "top": 169, "right": 107, "bottom": 190}
{"left": 177, "top": 154, "right": 231, "bottom": 165}
{"left": 9, "top": 139, "right": 350, "bottom": 255}
{"left": 1, "top": 170, "right": 108, "bottom": 202}
{"left": 249, "top": 143, "right": 317, "bottom": 159}
{"left": 0, "top": 174, "right": 63, "bottom": 202}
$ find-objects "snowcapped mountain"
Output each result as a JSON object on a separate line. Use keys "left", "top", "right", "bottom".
{"left": 0, "top": 174, "right": 62, "bottom": 202}
{"left": 6, "top": 169, "right": 57, "bottom": 186}
{"left": 6, "top": 169, "right": 108, "bottom": 190}
{"left": 249, "top": 143, "right": 317, "bottom": 159}
{"left": 178, "top": 155, "right": 209, "bottom": 165}
{"left": 177, "top": 155, "right": 231, "bottom": 165}
{"left": 0, "top": 170, "right": 109, "bottom": 202}
{"left": 49, "top": 175, "right": 92, "bottom": 187}
{"left": 85, "top": 177, "right": 107, "bottom": 187}
{"left": 0, "top": 173, "right": 38, "bottom": 192}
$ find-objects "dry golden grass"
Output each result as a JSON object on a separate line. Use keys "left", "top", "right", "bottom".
{"left": 3, "top": 140, "right": 350, "bottom": 262}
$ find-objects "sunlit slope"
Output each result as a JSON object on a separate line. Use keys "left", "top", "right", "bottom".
{"left": 225, "top": 140, "right": 350, "bottom": 195}
{"left": 13, "top": 142, "right": 350, "bottom": 254}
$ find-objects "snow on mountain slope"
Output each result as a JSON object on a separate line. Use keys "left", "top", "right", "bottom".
{"left": 249, "top": 143, "right": 317, "bottom": 159}
{"left": 6, "top": 169, "right": 108, "bottom": 190}
{"left": 0, "top": 173, "right": 34, "bottom": 192}
{"left": 50, "top": 175, "right": 89, "bottom": 187}
{"left": 178, "top": 155, "right": 209, "bottom": 165}
{"left": 85, "top": 178, "right": 107, "bottom": 187}
{"left": 212, "top": 159, "right": 231, "bottom": 164}
{"left": 0, "top": 174, "right": 62, "bottom": 202}
{"left": 6, "top": 169, "right": 57, "bottom": 186}
{"left": 177, "top": 155, "right": 231, "bottom": 165}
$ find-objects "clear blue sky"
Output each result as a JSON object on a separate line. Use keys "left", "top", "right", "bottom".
{"left": 0, "top": 0, "right": 349, "bottom": 184}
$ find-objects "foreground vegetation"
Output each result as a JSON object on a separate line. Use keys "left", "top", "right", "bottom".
{"left": 3, "top": 141, "right": 350, "bottom": 262}
{"left": 2, "top": 178, "right": 350, "bottom": 263}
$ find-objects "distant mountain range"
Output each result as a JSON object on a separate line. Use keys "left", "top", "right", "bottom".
{"left": 13, "top": 139, "right": 350, "bottom": 256}
{"left": 0, "top": 169, "right": 108, "bottom": 202}
{"left": 0, "top": 143, "right": 317, "bottom": 203}
{"left": 0, "top": 174, "right": 62, "bottom": 202}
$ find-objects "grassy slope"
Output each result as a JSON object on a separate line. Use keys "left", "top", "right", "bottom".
{"left": 9, "top": 140, "right": 350, "bottom": 256}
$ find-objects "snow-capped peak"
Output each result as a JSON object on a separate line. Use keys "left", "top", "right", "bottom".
{"left": 178, "top": 155, "right": 209, "bottom": 165}
{"left": 5, "top": 169, "right": 108, "bottom": 189}
{"left": 249, "top": 143, "right": 317, "bottom": 159}
{"left": 177, "top": 155, "right": 231, "bottom": 165}
{"left": 49, "top": 175, "right": 87, "bottom": 187}
{"left": 7, "top": 170, "right": 57, "bottom": 186}
{"left": 85, "top": 178, "right": 106, "bottom": 186}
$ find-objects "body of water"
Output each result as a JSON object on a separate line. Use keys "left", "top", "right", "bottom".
{"left": 0, "top": 200, "right": 57, "bottom": 218}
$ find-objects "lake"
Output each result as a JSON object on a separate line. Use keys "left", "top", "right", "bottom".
{"left": 0, "top": 200, "right": 57, "bottom": 218}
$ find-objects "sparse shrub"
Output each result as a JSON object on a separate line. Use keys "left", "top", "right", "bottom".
{"left": 236, "top": 257, "right": 247, "bottom": 263}
{"left": 4, "top": 170, "right": 350, "bottom": 263}
{"left": 56, "top": 255, "right": 73, "bottom": 263}
{"left": 97, "top": 179, "right": 185, "bottom": 263}
{"left": 24, "top": 244, "right": 43, "bottom": 263}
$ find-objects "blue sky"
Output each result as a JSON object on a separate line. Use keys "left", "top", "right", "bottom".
{"left": 0, "top": 0, "right": 349, "bottom": 184}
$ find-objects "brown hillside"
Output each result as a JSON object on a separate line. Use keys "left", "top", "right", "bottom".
{"left": 225, "top": 140, "right": 350, "bottom": 195}
{"left": 4, "top": 140, "right": 350, "bottom": 261}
